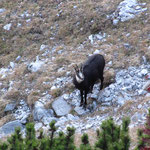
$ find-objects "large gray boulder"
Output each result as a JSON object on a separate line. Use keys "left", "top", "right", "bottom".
{"left": 0, "top": 120, "right": 24, "bottom": 138}
{"left": 33, "top": 101, "right": 54, "bottom": 122}
{"left": 52, "top": 97, "right": 71, "bottom": 116}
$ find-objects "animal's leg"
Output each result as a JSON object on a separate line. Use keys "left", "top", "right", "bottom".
{"left": 100, "top": 76, "right": 104, "bottom": 90}
{"left": 83, "top": 91, "right": 87, "bottom": 110}
{"left": 89, "top": 84, "right": 94, "bottom": 93}
{"left": 80, "top": 90, "right": 84, "bottom": 106}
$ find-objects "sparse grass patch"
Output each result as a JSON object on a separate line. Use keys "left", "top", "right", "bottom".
{"left": 0, "top": 99, "right": 9, "bottom": 119}
{"left": 0, "top": 114, "right": 15, "bottom": 127}
{"left": 50, "top": 88, "right": 62, "bottom": 98}
{"left": 27, "top": 91, "right": 40, "bottom": 110}
{"left": 4, "top": 89, "right": 21, "bottom": 101}
{"left": 9, "top": 64, "right": 27, "bottom": 80}
{"left": 55, "top": 56, "right": 70, "bottom": 67}
{"left": 104, "top": 69, "right": 115, "bottom": 87}
{"left": 35, "top": 76, "right": 51, "bottom": 92}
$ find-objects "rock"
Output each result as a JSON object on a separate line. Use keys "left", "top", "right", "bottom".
{"left": 0, "top": 120, "right": 24, "bottom": 137}
{"left": 20, "top": 114, "right": 29, "bottom": 124}
{"left": 142, "top": 56, "right": 147, "bottom": 64}
{"left": 113, "top": 19, "right": 119, "bottom": 25}
{"left": 112, "top": 0, "right": 147, "bottom": 24}
{"left": 89, "top": 35, "right": 94, "bottom": 44}
{"left": 3, "top": 23, "right": 12, "bottom": 31}
{"left": 124, "top": 43, "right": 132, "bottom": 49}
{"left": 63, "top": 94, "right": 70, "bottom": 100}
{"left": 27, "top": 56, "right": 44, "bottom": 72}
{"left": 51, "top": 86, "right": 57, "bottom": 90}
{"left": 33, "top": 101, "right": 54, "bottom": 121}
{"left": 74, "top": 106, "right": 89, "bottom": 115}
{"left": 145, "top": 73, "right": 150, "bottom": 80}
{"left": 52, "top": 97, "right": 71, "bottom": 116}
{"left": 141, "top": 69, "right": 148, "bottom": 76}
{"left": 42, "top": 117, "right": 57, "bottom": 125}
{"left": 55, "top": 116, "right": 68, "bottom": 127}
{"left": 137, "top": 104, "right": 142, "bottom": 109}
{"left": 85, "top": 124, "right": 93, "bottom": 129}
{"left": 4, "top": 102, "right": 16, "bottom": 112}
{"left": 16, "top": 56, "right": 21, "bottom": 62}
{"left": 0, "top": 8, "right": 6, "bottom": 14}
{"left": 40, "top": 44, "right": 48, "bottom": 51}
{"left": 67, "top": 114, "right": 79, "bottom": 121}
{"left": 34, "top": 122, "right": 43, "bottom": 131}
{"left": 10, "top": 62, "right": 15, "bottom": 69}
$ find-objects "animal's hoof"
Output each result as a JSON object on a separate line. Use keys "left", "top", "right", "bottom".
{"left": 83, "top": 105, "right": 86, "bottom": 110}
{"left": 80, "top": 103, "right": 83, "bottom": 107}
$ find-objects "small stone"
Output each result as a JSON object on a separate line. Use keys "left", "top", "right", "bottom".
{"left": 113, "top": 19, "right": 119, "bottom": 25}
{"left": 16, "top": 56, "right": 21, "bottom": 62}
{"left": 4, "top": 102, "right": 16, "bottom": 112}
{"left": 51, "top": 86, "right": 57, "bottom": 90}
{"left": 10, "top": 62, "right": 15, "bottom": 69}
{"left": 27, "top": 56, "right": 44, "bottom": 72}
{"left": 34, "top": 122, "right": 43, "bottom": 131}
{"left": 67, "top": 114, "right": 79, "bottom": 121}
{"left": 141, "top": 69, "right": 148, "bottom": 76}
{"left": 89, "top": 35, "right": 94, "bottom": 44}
{"left": 40, "top": 44, "right": 48, "bottom": 51}
{"left": 137, "top": 104, "right": 142, "bottom": 109}
{"left": 0, "top": 8, "right": 6, "bottom": 13}
{"left": 63, "top": 94, "right": 70, "bottom": 100}
{"left": 85, "top": 124, "right": 93, "bottom": 129}
{"left": 74, "top": 106, "right": 89, "bottom": 115}
{"left": 3, "top": 23, "right": 12, "bottom": 31}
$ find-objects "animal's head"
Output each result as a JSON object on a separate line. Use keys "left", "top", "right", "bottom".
{"left": 73, "top": 64, "right": 84, "bottom": 83}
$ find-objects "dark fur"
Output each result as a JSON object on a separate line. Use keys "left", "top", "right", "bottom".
{"left": 73, "top": 54, "right": 105, "bottom": 109}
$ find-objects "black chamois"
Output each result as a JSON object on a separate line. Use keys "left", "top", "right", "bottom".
{"left": 73, "top": 54, "right": 105, "bottom": 109}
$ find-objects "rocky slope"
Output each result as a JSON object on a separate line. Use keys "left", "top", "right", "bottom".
{"left": 0, "top": 0, "right": 150, "bottom": 148}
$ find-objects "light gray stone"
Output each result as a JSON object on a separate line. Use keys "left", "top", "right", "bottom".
{"left": 74, "top": 106, "right": 89, "bottom": 115}
{"left": 52, "top": 97, "right": 71, "bottom": 116}
{"left": 16, "top": 56, "right": 21, "bottom": 62}
{"left": 0, "top": 8, "right": 6, "bottom": 13}
{"left": 27, "top": 56, "right": 44, "bottom": 72}
{"left": 33, "top": 101, "right": 54, "bottom": 121}
{"left": 0, "top": 120, "right": 24, "bottom": 137}
{"left": 137, "top": 104, "right": 142, "bottom": 109}
{"left": 34, "top": 122, "right": 43, "bottom": 131}
{"left": 10, "top": 62, "right": 15, "bottom": 69}
{"left": 112, "top": 0, "right": 147, "bottom": 24}
{"left": 4, "top": 102, "right": 16, "bottom": 112}
{"left": 3, "top": 23, "right": 12, "bottom": 31}
{"left": 42, "top": 117, "right": 57, "bottom": 125}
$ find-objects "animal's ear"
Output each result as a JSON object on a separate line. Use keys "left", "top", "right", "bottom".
{"left": 73, "top": 64, "right": 79, "bottom": 73}
{"left": 80, "top": 63, "right": 84, "bottom": 73}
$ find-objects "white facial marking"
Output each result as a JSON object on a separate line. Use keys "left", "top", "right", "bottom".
{"left": 79, "top": 71, "right": 84, "bottom": 79}
{"left": 76, "top": 74, "right": 84, "bottom": 83}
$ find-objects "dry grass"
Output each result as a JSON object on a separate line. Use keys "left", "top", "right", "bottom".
{"left": 0, "top": 114, "right": 15, "bottom": 127}
{"left": 0, "top": 0, "right": 150, "bottom": 148}
{"left": 27, "top": 91, "right": 40, "bottom": 109}
{"left": 4, "top": 89, "right": 21, "bottom": 101}
{"left": 50, "top": 88, "right": 62, "bottom": 98}
{"left": 74, "top": 129, "right": 97, "bottom": 148}
{"left": 0, "top": 99, "right": 9, "bottom": 119}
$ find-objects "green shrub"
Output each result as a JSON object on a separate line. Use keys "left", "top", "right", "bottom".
{"left": 0, "top": 117, "right": 131, "bottom": 150}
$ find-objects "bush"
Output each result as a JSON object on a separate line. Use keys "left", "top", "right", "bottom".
{"left": 0, "top": 118, "right": 131, "bottom": 150}
{"left": 135, "top": 109, "right": 150, "bottom": 150}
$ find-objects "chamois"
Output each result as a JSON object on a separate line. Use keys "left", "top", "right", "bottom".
{"left": 73, "top": 54, "right": 105, "bottom": 109}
